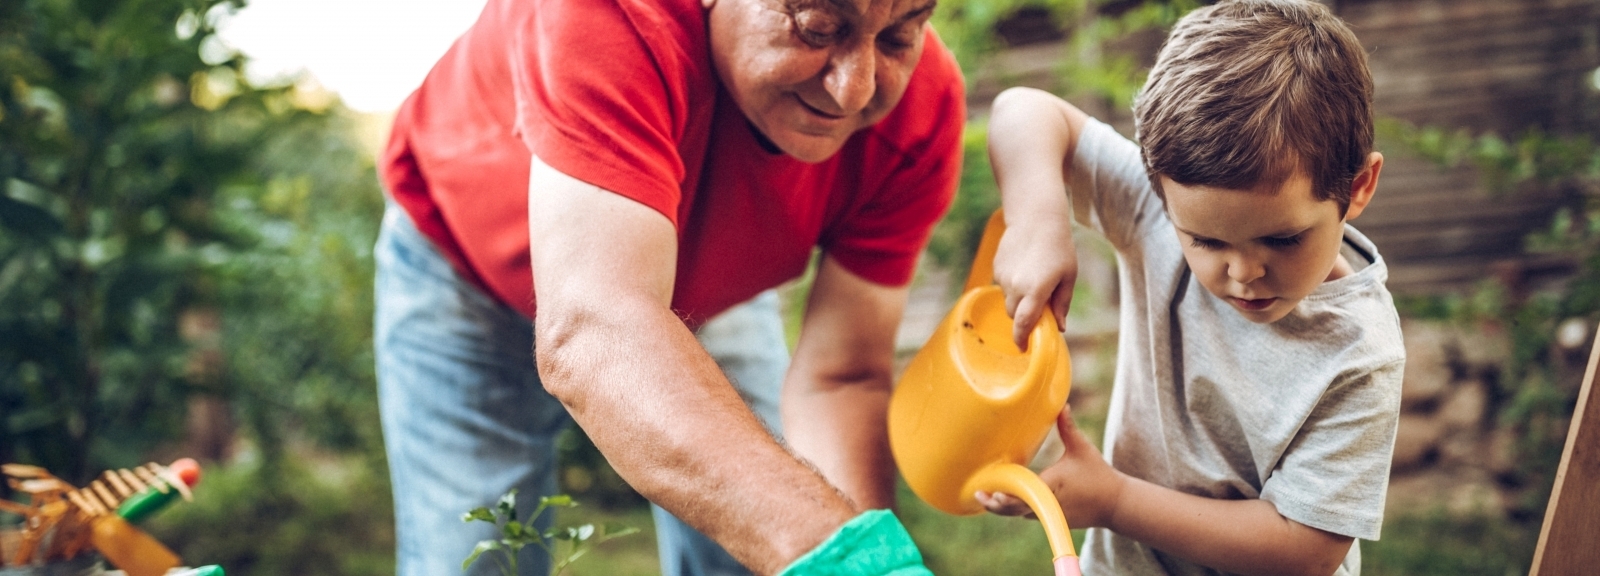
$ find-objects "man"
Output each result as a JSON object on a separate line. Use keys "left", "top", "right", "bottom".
{"left": 374, "top": 0, "right": 965, "bottom": 574}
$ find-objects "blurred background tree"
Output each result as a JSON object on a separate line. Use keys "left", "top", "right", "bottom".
{"left": 1, "top": 0, "right": 393, "bottom": 573}
{"left": 0, "top": 0, "right": 289, "bottom": 482}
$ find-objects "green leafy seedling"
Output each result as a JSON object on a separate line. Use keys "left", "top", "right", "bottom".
{"left": 461, "top": 489, "right": 640, "bottom": 576}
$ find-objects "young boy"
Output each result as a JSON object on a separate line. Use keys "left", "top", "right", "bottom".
{"left": 974, "top": 1, "right": 1405, "bottom": 574}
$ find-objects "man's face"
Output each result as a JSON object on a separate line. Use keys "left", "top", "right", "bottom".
{"left": 704, "top": 0, "right": 936, "bottom": 163}
{"left": 1162, "top": 169, "right": 1349, "bottom": 324}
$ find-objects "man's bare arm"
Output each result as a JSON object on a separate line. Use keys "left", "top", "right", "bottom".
{"left": 782, "top": 256, "right": 909, "bottom": 510}
{"left": 526, "top": 158, "right": 855, "bottom": 574}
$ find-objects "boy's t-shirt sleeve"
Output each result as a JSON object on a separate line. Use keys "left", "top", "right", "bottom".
{"left": 1068, "top": 119, "right": 1168, "bottom": 252}
{"left": 1259, "top": 358, "right": 1404, "bottom": 540}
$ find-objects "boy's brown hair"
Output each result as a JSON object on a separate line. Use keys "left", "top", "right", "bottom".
{"left": 1133, "top": 0, "right": 1373, "bottom": 213}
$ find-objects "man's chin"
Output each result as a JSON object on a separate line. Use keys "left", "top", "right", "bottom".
{"left": 765, "top": 130, "right": 851, "bottom": 163}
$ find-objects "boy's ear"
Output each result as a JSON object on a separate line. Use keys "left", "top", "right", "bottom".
{"left": 1343, "top": 152, "right": 1383, "bottom": 222}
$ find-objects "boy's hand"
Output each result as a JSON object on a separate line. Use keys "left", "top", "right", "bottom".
{"left": 975, "top": 407, "right": 1125, "bottom": 529}
{"left": 993, "top": 218, "right": 1077, "bottom": 350}
{"left": 986, "top": 87, "right": 1088, "bottom": 351}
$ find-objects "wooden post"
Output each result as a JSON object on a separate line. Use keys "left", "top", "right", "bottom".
{"left": 1530, "top": 325, "right": 1600, "bottom": 575}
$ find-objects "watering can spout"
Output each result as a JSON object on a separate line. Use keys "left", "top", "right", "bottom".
{"left": 888, "top": 210, "right": 1079, "bottom": 571}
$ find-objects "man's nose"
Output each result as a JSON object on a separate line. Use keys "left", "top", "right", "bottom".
{"left": 824, "top": 43, "right": 876, "bottom": 114}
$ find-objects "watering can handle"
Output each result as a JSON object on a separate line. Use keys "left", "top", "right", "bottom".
{"left": 964, "top": 210, "right": 1007, "bottom": 293}
{"left": 965, "top": 462, "right": 1078, "bottom": 565}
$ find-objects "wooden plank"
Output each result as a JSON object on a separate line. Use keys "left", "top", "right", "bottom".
{"left": 1531, "top": 325, "right": 1600, "bottom": 575}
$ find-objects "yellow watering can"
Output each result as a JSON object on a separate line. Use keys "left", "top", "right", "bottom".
{"left": 888, "top": 210, "right": 1080, "bottom": 575}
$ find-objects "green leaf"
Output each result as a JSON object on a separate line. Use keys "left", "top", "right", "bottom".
{"left": 461, "top": 540, "right": 502, "bottom": 571}
{"left": 498, "top": 489, "right": 518, "bottom": 522}
{"left": 462, "top": 507, "right": 496, "bottom": 523}
{"left": 502, "top": 520, "right": 525, "bottom": 539}
{"left": 500, "top": 537, "right": 527, "bottom": 553}
{"left": 602, "top": 522, "right": 641, "bottom": 538}
{"left": 539, "top": 494, "right": 575, "bottom": 508}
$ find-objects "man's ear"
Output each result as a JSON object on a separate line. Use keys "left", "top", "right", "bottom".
{"left": 1343, "top": 152, "right": 1383, "bottom": 222}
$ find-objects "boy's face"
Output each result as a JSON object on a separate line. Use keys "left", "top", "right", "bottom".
{"left": 1162, "top": 156, "right": 1379, "bottom": 324}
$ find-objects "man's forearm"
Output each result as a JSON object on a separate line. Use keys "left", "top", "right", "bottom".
{"left": 780, "top": 374, "right": 897, "bottom": 510}
{"left": 1102, "top": 474, "right": 1352, "bottom": 575}
{"left": 537, "top": 295, "right": 856, "bottom": 575}
{"left": 779, "top": 256, "right": 908, "bottom": 513}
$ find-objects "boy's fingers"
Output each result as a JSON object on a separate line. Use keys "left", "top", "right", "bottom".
{"left": 1056, "top": 405, "right": 1077, "bottom": 437}
{"left": 1012, "top": 294, "right": 1045, "bottom": 351}
{"left": 1051, "top": 283, "right": 1073, "bottom": 332}
{"left": 1003, "top": 288, "right": 1022, "bottom": 319}
{"left": 976, "top": 491, "right": 1035, "bottom": 518}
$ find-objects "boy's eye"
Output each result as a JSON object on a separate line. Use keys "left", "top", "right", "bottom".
{"left": 794, "top": 9, "right": 845, "bottom": 46}
{"left": 1262, "top": 234, "right": 1303, "bottom": 248}
{"left": 1188, "top": 237, "right": 1226, "bottom": 251}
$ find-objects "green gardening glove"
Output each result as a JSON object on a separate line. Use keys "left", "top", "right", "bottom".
{"left": 777, "top": 510, "right": 933, "bottom": 576}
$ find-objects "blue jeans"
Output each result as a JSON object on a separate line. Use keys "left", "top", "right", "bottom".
{"left": 374, "top": 204, "right": 786, "bottom": 576}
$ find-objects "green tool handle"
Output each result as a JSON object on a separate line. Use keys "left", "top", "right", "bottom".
{"left": 116, "top": 485, "right": 179, "bottom": 524}
{"left": 168, "top": 566, "right": 225, "bottom": 576}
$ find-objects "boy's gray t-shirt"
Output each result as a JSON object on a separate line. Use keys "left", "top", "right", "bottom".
{"left": 1068, "top": 119, "right": 1405, "bottom": 575}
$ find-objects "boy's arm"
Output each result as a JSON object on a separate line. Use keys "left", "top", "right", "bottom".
{"left": 987, "top": 87, "right": 1090, "bottom": 349}
{"left": 1103, "top": 473, "right": 1354, "bottom": 575}
{"left": 980, "top": 411, "right": 1353, "bottom": 576}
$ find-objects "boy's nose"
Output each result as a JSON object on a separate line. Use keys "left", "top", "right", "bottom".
{"left": 1227, "top": 256, "right": 1266, "bottom": 285}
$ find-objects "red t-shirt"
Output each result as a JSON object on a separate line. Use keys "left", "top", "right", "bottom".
{"left": 381, "top": 0, "right": 966, "bottom": 327}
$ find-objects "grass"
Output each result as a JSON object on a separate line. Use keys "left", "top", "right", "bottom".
{"left": 133, "top": 449, "right": 1545, "bottom": 576}
{"left": 550, "top": 482, "right": 1074, "bottom": 576}
{"left": 556, "top": 489, "right": 1546, "bottom": 576}
{"left": 554, "top": 504, "right": 659, "bottom": 576}
{"left": 901, "top": 484, "right": 1081, "bottom": 575}
{"left": 1362, "top": 508, "right": 1538, "bottom": 576}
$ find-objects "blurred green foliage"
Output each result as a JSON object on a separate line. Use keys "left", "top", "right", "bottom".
{"left": 923, "top": 0, "right": 1199, "bottom": 285}
{"left": 1362, "top": 508, "right": 1540, "bottom": 576}
{"left": 147, "top": 454, "right": 395, "bottom": 576}
{"left": 933, "top": 0, "right": 1200, "bottom": 90}
{"left": 922, "top": 122, "right": 1000, "bottom": 284}
{"left": 0, "top": 0, "right": 315, "bottom": 482}
{"left": 1, "top": 0, "right": 394, "bottom": 572}
{"left": 207, "top": 90, "right": 385, "bottom": 467}
{"left": 1383, "top": 119, "right": 1600, "bottom": 566}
